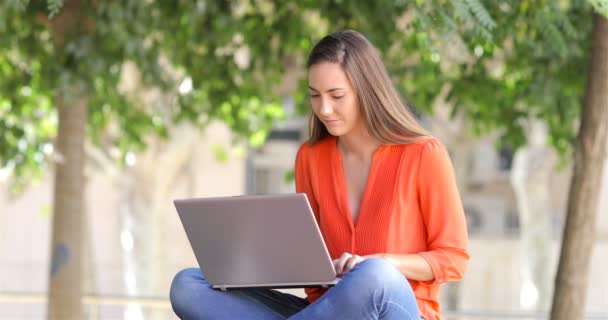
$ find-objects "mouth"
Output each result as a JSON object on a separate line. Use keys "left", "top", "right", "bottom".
{"left": 323, "top": 119, "right": 339, "bottom": 125}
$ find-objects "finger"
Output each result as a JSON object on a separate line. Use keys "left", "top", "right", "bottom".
{"left": 333, "top": 252, "right": 352, "bottom": 275}
{"left": 333, "top": 253, "right": 348, "bottom": 274}
{"left": 344, "top": 255, "right": 363, "bottom": 273}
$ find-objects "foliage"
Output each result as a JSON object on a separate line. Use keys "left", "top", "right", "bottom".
{"left": 589, "top": 0, "right": 608, "bottom": 16}
{"left": 447, "top": 1, "right": 592, "bottom": 157}
{"left": 1, "top": 0, "right": 169, "bottom": 191}
{"left": 0, "top": 0, "right": 596, "bottom": 192}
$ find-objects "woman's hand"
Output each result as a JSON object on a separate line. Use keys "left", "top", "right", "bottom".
{"left": 333, "top": 252, "right": 366, "bottom": 276}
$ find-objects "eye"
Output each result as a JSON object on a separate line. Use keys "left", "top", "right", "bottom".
{"left": 332, "top": 95, "right": 344, "bottom": 100}
{"left": 309, "top": 93, "right": 320, "bottom": 98}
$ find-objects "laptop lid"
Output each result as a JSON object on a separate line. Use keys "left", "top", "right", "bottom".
{"left": 173, "top": 193, "right": 338, "bottom": 290}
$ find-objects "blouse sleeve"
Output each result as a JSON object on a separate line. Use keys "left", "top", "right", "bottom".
{"left": 416, "top": 139, "right": 470, "bottom": 283}
{"left": 295, "top": 143, "right": 320, "bottom": 222}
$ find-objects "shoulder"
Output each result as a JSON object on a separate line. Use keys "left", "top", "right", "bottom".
{"left": 390, "top": 136, "right": 447, "bottom": 159}
{"left": 296, "top": 137, "right": 335, "bottom": 162}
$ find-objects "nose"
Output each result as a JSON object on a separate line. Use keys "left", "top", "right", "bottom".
{"left": 319, "top": 98, "right": 333, "bottom": 116}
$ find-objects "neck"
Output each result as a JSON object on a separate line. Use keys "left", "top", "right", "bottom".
{"left": 337, "top": 127, "right": 382, "bottom": 160}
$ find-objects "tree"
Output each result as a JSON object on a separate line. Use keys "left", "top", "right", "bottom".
{"left": 550, "top": 12, "right": 608, "bottom": 320}
{"left": 427, "top": 3, "right": 608, "bottom": 317}
{"left": 405, "top": 3, "right": 606, "bottom": 317}
{"left": 0, "top": 0, "right": 285, "bottom": 318}
{"left": 1, "top": 1, "right": 164, "bottom": 317}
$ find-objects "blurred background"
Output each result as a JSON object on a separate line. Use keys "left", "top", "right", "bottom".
{"left": 1, "top": 0, "right": 607, "bottom": 319}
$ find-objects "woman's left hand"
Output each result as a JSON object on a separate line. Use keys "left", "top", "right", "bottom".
{"left": 333, "top": 252, "right": 366, "bottom": 276}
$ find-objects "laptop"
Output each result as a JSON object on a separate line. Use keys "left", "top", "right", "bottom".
{"left": 173, "top": 193, "right": 340, "bottom": 291}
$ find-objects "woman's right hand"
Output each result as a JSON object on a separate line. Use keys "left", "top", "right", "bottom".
{"left": 333, "top": 252, "right": 366, "bottom": 276}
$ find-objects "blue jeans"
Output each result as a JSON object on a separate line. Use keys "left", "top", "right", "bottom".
{"left": 170, "top": 258, "right": 421, "bottom": 319}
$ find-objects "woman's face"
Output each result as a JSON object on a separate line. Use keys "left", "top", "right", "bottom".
{"left": 308, "top": 61, "right": 364, "bottom": 137}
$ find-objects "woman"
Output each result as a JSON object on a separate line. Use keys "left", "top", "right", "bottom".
{"left": 170, "top": 30, "right": 469, "bottom": 320}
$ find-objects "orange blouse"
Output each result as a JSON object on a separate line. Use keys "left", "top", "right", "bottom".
{"left": 294, "top": 136, "right": 469, "bottom": 320}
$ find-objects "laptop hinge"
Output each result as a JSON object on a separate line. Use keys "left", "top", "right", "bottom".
{"left": 218, "top": 286, "right": 228, "bottom": 292}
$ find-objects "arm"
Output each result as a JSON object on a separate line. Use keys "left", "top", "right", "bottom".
{"left": 414, "top": 139, "right": 470, "bottom": 283}
{"left": 366, "top": 253, "right": 434, "bottom": 281}
{"left": 334, "top": 252, "right": 433, "bottom": 281}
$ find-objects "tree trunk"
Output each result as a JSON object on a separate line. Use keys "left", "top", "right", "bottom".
{"left": 47, "top": 96, "right": 88, "bottom": 319}
{"left": 550, "top": 13, "right": 608, "bottom": 320}
{"left": 46, "top": 1, "right": 90, "bottom": 318}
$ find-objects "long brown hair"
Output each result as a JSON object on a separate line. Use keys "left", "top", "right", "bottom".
{"left": 306, "top": 30, "right": 429, "bottom": 145}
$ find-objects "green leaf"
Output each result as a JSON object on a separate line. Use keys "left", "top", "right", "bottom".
{"left": 589, "top": 0, "right": 608, "bottom": 17}
{"left": 465, "top": 0, "right": 496, "bottom": 29}
{"left": 46, "top": 0, "right": 64, "bottom": 17}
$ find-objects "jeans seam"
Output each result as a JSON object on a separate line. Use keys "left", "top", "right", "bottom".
{"left": 361, "top": 300, "right": 417, "bottom": 320}
{"left": 385, "top": 300, "right": 417, "bottom": 320}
